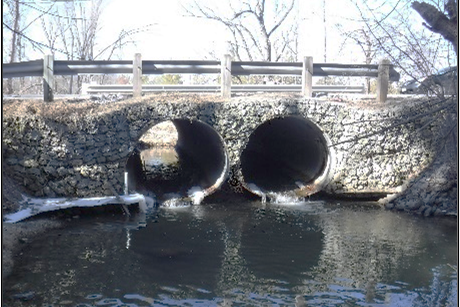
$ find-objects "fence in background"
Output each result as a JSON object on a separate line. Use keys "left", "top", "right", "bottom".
{"left": 2, "top": 54, "right": 400, "bottom": 102}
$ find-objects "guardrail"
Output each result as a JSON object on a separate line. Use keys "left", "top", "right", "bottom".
{"left": 2, "top": 54, "right": 399, "bottom": 102}
{"left": 83, "top": 84, "right": 366, "bottom": 94}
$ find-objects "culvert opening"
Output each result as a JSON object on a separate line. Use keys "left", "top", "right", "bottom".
{"left": 240, "top": 116, "right": 333, "bottom": 199}
{"left": 125, "top": 120, "right": 228, "bottom": 204}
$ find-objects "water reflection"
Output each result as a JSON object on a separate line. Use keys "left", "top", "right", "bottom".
{"left": 296, "top": 206, "right": 457, "bottom": 306}
{"left": 140, "top": 147, "right": 178, "bottom": 170}
{"left": 311, "top": 209, "right": 423, "bottom": 288}
{"left": 3, "top": 202, "right": 457, "bottom": 306}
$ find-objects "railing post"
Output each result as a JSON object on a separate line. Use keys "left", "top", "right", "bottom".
{"left": 133, "top": 53, "right": 142, "bottom": 98}
{"left": 221, "top": 54, "right": 232, "bottom": 98}
{"left": 302, "top": 56, "right": 313, "bottom": 97}
{"left": 376, "top": 58, "right": 390, "bottom": 103}
{"left": 43, "top": 54, "right": 54, "bottom": 102}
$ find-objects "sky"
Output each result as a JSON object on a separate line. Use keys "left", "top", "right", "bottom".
{"left": 97, "top": 0, "right": 362, "bottom": 62}
{"left": 4, "top": 0, "right": 453, "bottom": 81}
{"left": 99, "top": 0, "right": 231, "bottom": 60}
{"left": 6, "top": 0, "right": 432, "bottom": 64}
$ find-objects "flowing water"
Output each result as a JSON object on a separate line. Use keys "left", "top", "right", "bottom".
{"left": 3, "top": 200, "right": 457, "bottom": 306}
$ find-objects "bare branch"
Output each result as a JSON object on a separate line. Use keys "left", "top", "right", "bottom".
{"left": 267, "top": 0, "right": 294, "bottom": 37}
{"left": 184, "top": 0, "right": 297, "bottom": 62}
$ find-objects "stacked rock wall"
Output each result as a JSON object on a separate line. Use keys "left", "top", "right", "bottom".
{"left": 2, "top": 95, "right": 447, "bottom": 199}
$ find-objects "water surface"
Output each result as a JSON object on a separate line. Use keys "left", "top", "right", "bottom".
{"left": 3, "top": 200, "right": 457, "bottom": 306}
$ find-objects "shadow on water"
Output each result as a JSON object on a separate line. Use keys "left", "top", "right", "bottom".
{"left": 2, "top": 200, "right": 457, "bottom": 306}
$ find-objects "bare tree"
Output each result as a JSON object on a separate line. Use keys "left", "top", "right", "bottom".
{"left": 337, "top": 27, "right": 384, "bottom": 93}
{"left": 3, "top": 0, "right": 23, "bottom": 93}
{"left": 322, "top": 0, "right": 327, "bottom": 62}
{"left": 40, "top": 0, "right": 104, "bottom": 93}
{"left": 412, "top": 0, "right": 458, "bottom": 56}
{"left": 184, "top": 0, "right": 297, "bottom": 62}
{"left": 351, "top": 0, "right": 456, "bottom": 85}
{"left": 342, "top": 0, "right": 457, "bottom": 214}
{"left": 38, "top": 0, "right": 152, "bottom": 93}
{"left": 3, "top": 0, "right": 153, "bottom": 95}
{"left": 3, "top": 0, "right": 58, "bottom": 94}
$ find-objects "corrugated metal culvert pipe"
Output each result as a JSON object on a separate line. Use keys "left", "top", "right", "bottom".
{"left": 240, "top": 116, "right": 335, "bottom": 201}
{"left": 126, "top": 119, "right": 229, "bottom": 205}
{"left": 172, "top": 119, "right": 229, "bottom": 204}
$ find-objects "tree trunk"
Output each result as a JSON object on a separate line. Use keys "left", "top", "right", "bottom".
{"left": 411, "top": 1, "right": 458, "bottom": 56}
{"left": 7, "top": 0, "right": 20, "bottom": 94}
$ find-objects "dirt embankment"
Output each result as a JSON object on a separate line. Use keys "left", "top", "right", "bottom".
{"left": 381, "top": 134, "right": 458, "bottom": 216}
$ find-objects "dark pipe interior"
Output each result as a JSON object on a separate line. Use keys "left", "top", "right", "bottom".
{"left": 125, "top": 119, "right": 227, "bottom": 201}
{"left": 240, "top": 116, "right": 329, "bottom": 193}
{"left": 173, "top": 119, "right": 227, "bottom": 189}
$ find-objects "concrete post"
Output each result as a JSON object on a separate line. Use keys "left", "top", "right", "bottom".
{"left": 376, "top": 58, "right": 390, "bottom": 103}
{"left": 43, "top": 54, "right": 54, "bottom": 102}
{"left": 302, "top": 56, "right": 313, "bottom": 97}
{"left": 221, "top": 54, "right": 232, "bottom": 98}
{"left": 133, "top": 53, "right": 142, "bottom": 98}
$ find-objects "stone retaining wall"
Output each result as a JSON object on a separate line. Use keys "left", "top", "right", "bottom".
{"left": 2, "top": 95, "right": 448, "bottom": 200}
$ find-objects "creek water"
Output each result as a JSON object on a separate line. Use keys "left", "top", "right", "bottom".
{"left": 2, "top": 199, "right": 457, "bottom": 306}
{"left": 3, "top": 147, "right": 457, "bottom": 306}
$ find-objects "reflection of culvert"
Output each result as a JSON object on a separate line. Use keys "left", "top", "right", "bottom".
{"left": 240, "top": 116, "right": 334, "bottom": 200}
{"left": 125, "top": 119, "right": 229, "bottom": 205}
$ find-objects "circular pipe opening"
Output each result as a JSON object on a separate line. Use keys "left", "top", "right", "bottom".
{"left": 240, "top": 116, "right": 334, "bottom": 200}
{"left": 125, "top": 119, "right": 228, "bottom": 204}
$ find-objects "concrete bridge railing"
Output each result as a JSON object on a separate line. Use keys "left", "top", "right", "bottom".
{"left": 2, "top": 94, "right": 449, "bottom": 205}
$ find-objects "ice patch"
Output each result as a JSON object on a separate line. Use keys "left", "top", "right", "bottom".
{"left": 4, "top": 208, "right": 33, "bottom": 223}
{"left": 4, "top": 193, "right": 155, "bottom": 223}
